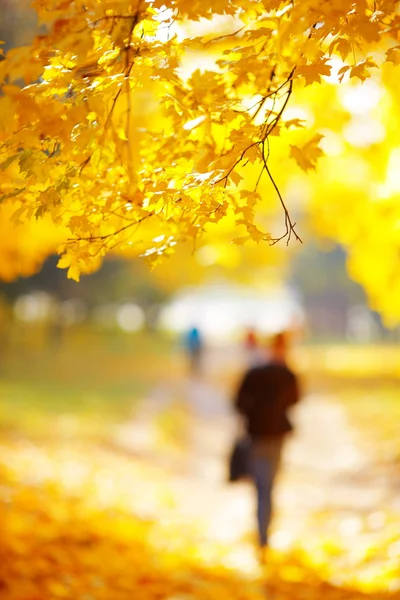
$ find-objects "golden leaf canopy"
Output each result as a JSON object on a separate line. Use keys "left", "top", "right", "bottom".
{"left": 1, "top": 0, "right": 400, "bottom": 320}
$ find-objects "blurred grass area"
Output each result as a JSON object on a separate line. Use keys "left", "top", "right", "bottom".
{"left": 0, "top": 330, "right": 399, "bottom": 455}
{"left": 0, "top": 323, "right": 178, "bottom": 439}
{"left": 297, "top": 344, "right": 400, "bottom": 464}
{"left": 297, "top": 344, "right": 400, "bottom": 381}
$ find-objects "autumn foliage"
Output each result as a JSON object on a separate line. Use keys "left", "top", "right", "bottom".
{"left": 1, "top": 1, "right": 400, "bottom": 318}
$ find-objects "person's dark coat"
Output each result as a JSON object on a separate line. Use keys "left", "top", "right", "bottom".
{"left": 235, "top": 362, "right": 299, "bottom": 439}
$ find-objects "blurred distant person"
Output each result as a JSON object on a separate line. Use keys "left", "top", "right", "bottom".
{"left": 243, "top": 327, "right": 263, "bottom": 367}
{"left": 234, "top": 332, "right": 300, "bottom": 559}
{"left": 185, "top": 326, "right": 203, "bottom": 376}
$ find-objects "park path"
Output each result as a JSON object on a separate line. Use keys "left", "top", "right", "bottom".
{"left": 112, "top": 346, "right": 400, "bottom": 584}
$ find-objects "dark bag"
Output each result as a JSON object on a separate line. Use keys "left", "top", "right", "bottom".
{"left": 228, "top": 436, "right": 251, "bottom": 482}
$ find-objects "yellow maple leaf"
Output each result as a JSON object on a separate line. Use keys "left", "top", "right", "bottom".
{"left": 386, "top": 46, "right": 400, "bottom": 65}
{"left": 350, "top": 58, "right": 377, "bottom": 82}
{"left": 67, "top": 262, "right": 81, "bottom": 282}
{"left": 232, "top": 235, "right": 250, "bottom": 245}
{"left": 290, "top": 134, "right": 324, "bottom": 172}
{"left": 297, "top": 61, "right": 332, "bottom": 86}
{"left": 329, "top": 38, "right": 352, "bottom": 61}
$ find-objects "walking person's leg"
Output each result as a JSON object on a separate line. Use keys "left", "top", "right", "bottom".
{"left": 252, "top": 455, "right": 273, "bottom": 547}
{"left": 251, "top": 439, "right": 283, "bottom": 550}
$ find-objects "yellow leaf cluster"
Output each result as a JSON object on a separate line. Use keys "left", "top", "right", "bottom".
{"left": 0, "top": 0, "right": 399, "bottom": 320}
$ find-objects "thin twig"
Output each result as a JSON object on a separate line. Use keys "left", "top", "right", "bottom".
{"left": 261, "top": 139, "right": 302, "bottom": 245}
{"left": 104, "top": 88, "right": 122, "bottom": 132}
{"left": 125, "top": 15, "right": 137, "bottom": 178}
{"left": 66, "top": 213, "right": 152, "bottom": 243}
{"left": 79, "top": 154, "right": 92, "bottom": 174}
{"left": 213, "top": 141, "right": 261, "bottom": 186}
{"left": 91, "top": 15, "right": 138, "bottom": 27}
{"left": 203, "top": 26, "right": 246, "bottom": 46}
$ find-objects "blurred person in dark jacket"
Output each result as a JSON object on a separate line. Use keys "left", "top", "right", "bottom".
{"left": 235, "top": 331, "right": 300, "bottom": 557}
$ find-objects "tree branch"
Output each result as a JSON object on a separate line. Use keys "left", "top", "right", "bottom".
{"left": 261, "top": 138, "right": 302, "bottom": 245}
{"left": 66, "top": 213, "right": 153, "bottom": 244}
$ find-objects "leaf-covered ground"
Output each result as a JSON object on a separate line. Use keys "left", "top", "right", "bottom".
{"left": 0, "top": 332, "right": 399, "bottom": 599}
{"left": 0, "top": 436, "right": 397, "bottom": 600}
